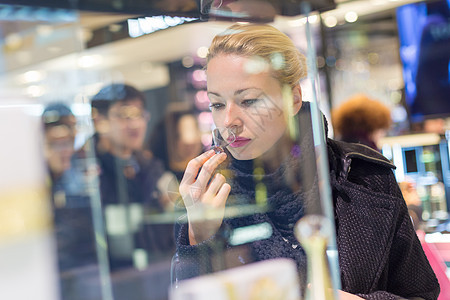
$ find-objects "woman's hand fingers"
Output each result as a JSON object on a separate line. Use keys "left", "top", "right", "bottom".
{"left": 187, "top": 180, "right": 231, "bottom": 245}
{"left": 203, "top": 173, "right": 228, "bottom": 203}
{"left": 181, "top": 150, "right": 215, "bottom": 186}
{"left": 179, "top": 154, "right": 231, "bottom": 245}
{"left": 194, "top": 152, "right": 227, "bottom": 192}
{"left": 213, "top": 182, "right": 231, "bottom": 207}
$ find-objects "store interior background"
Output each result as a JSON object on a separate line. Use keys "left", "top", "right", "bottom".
{"left": 1, "top": 0, "right": 450, "bottom": 299}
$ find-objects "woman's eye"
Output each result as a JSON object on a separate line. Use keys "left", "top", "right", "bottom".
{"left": 209, "top": 103, "right": 225, "bottom": 111}
{"left": 241, "top": 99, "right": 259, "bottom": 107}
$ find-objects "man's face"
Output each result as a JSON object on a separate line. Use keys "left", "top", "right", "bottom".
{"left": 44, "top": 120, "right": 76, "bottom": 176}
{"left": 106, "top": 99, "right": 149, "bottom": 152}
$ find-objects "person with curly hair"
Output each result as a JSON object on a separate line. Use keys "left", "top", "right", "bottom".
{"left": 332, "top": 94, "right": 392, "bottom": 151}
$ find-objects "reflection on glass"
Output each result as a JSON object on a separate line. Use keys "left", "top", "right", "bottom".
{"left": 295, "top": 215, "right": 335, "bottom": 300}
{"left": 211, "top": 127, "right": 236, "bottom": 154}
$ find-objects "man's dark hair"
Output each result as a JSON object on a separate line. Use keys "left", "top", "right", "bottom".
{"left": 91, "top": 83, "right": 146, "bottom": 116}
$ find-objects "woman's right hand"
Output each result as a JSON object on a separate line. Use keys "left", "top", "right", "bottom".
{"left": 179, "top": 150, "right": 231, "bottom": 245}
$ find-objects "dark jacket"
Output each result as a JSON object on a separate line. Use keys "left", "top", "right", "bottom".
{"left": 174, "top": 138, "right": 440, "bottom": 300}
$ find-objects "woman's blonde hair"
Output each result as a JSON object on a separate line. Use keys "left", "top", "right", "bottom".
{"left": 207, "top": 23, "right": 307, "bottom": 87}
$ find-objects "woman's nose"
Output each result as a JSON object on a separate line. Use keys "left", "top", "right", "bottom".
{"left": 223, "top": 102, "right": 243, "bottom": 129}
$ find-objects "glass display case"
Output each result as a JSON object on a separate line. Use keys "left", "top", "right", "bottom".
{"left": 0, "top": 1, "right": 446, "bottom": 300}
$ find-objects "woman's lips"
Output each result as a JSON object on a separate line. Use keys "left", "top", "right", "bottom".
{"left": 229, "top": 137, "right": 251, "bottom": 148}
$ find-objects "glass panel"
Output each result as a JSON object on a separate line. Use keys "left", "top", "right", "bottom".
{"left": 0, "top": 3, "right": 338, "bottom": 300}
{"left": 2, "top": 1, "right": 445, "bottom": 300}
{"left": 0, "top": 5, "right": 111, "bottom": 300}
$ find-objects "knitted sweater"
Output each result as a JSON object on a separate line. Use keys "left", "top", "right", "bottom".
{"left": 174, "top": 136, "right": 440, "bottom": 299}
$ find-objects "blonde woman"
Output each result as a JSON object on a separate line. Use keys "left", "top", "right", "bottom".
{"left": 174, "top": 24, "right": 439, "bottom": 300}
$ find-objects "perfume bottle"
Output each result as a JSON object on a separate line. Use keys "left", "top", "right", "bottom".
{"left": 211, "top": 127, "right": 236, "bottom": 154}
{"left": 295, "top": 215, "right": 336, "bottom": 300}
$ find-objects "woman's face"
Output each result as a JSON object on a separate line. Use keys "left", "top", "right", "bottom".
{"left": 207, "top": 54, "right": 299, "bottom": 160}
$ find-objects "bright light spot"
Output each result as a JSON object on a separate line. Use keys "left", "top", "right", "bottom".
{"left": 192, "top": 69, "right": 207, "bottom": 82}
{"left": 345, "top": 11, "right": 358, "bottom": 23}
{"left": 197, "top": 46, "right": 209, "bottom": 58}
{"left": 270, "top": 52, "right": 285, "bottom": 70}
{"left": 198, "top": 111, "right": 213, "bottom": 125}
{"left": 5, "top": 33, "right": 22, "bottom": 49}
{"left": 164, "top": 16, "right": 182, "bottom": 26}
{"left": 182, "top": 56, "right": 194, "bottom": 68}
{"left": 26, "top": 85, "right": 46, "bottom": 97}
{"left": 71, "top": 103, "right": 92, "bottom": 116}
{"left": 229, "top": 222, "right": 273, "bottom": 246}
{"left": 371, "top": 0, "right": 387, "bottom": 5}
{"left": 146, "top": 16, "right": 169, "bottom": 30}
{"left": 195, "top": 90, "right": 209, "bottom": 104}
{"left": 244, "top": 56, "right": 269, "bottom": 74}
{"left": 324, "top": 15, "right": 337, "bottom": 27}
{"left": 128, "top": 16, "right": 197, "bottom": 38}
{"left": 390, "top": 90, "right": 402, "bottom": 104}
{"left": 308, "top": 15, "right": 318, "bottom": 24}
{"left": 391, "top": 106, "right": 407, "bottom": 122}
{"left": 128, "top": 19, "right": 143, "bottom": 38}
{"left": 425, "top": 232, "right": 450, "bottom": 243}
{"left": 77, "top": 55, "right": 103, "bottom": 68}
{"left": 288, "top": 17, "right": 307, "bottom": 27}
{"left": 21, "top": 70, "right": 45, "bottom": 83}
{"left": 201, "top": 133, "right": 212, "bottom": 147}
{"left": 195, "top": 90, "right": 210, "bottom": 110}
{"left": 35, "top": 24, "right": 53, "bottom": 36}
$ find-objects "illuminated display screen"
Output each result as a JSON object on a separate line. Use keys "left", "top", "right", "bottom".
{"left": 397, "top": 0, "right": 450, "bottom": 122}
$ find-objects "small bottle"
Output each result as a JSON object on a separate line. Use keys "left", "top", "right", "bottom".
{"left": 295, "top": 215, "right": 337, "bottom": 300}
{"left": 211, "top": 127, "right": 235, "bottom": 154}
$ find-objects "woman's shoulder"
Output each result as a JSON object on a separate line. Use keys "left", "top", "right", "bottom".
{"left": 327, "top": 139, "right": 394, "bottom": 171}
{"left": 327, "top": 139, "right": 400, "bottom": 195}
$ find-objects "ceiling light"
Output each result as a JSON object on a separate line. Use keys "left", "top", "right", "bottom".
{"left": 288, "top": 17, "right": 307, "bottom": 27}
{"left": 77, "top": 55, "right": 103, "bottom": 68}
{"left": 182, "top": 56, "right": 194, "bottom": 68}
{"left": 324, "top": 15, "right": 338, "bottom": 27}
{"left": 197, "top": 46, "right": 209, "bottom": 59}
{"left": 21, "top": 70, "right": 45, "bottom": 84}
{"left": 308, "top": 15, "right": 318, "bottom": 24}
{"left": 26, "top": 85, "right": 46, "bottom": 98}
{"left": 345, "top": 11, "right": 358, "bottom": 23}
{"left": 5, "top": 33, "right": 22, "bottom": 50}
{"left": 371, "top": 0, "right": 387, "bottom": 5}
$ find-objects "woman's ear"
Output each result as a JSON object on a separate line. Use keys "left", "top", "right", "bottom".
{"left": 292, "top": 84, "right": 302, "bottom": 115}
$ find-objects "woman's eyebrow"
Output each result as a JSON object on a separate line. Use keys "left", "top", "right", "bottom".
{"left": 235, "top": 88, "right": 260, "bottom": 95}
{"left": 207, "top": 88, "right": 262, "bottom": 98}
{"left": 207, "top": 91, "right": 221, "bottom": 98}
